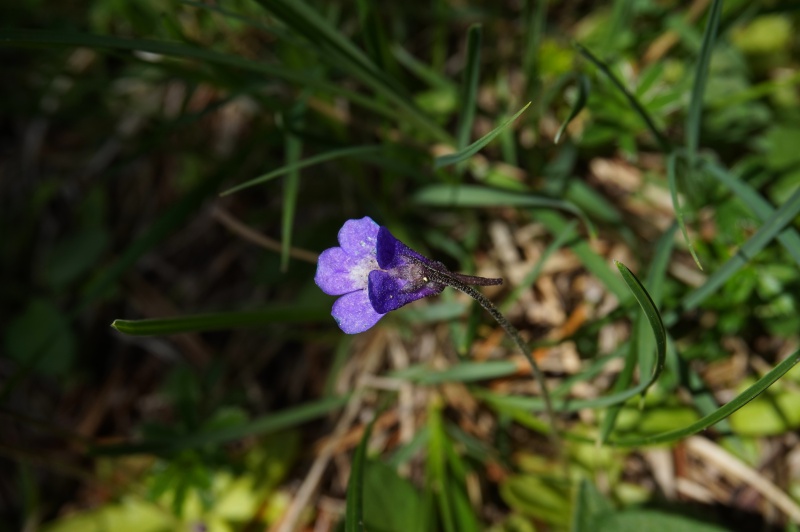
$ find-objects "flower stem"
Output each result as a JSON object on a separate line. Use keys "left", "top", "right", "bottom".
{"left": 421, "top": 265, "right": 562, "bottom": 454}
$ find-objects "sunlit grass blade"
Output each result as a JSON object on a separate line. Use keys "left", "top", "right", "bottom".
{"left": 345, "top": 416, "right": 375, "bottom": 532}
{"left": 611, "top": 348, "right": 800, "bottom": 446}
{"left": 434, "top": 102, "right": 531, "bottom": 168}
{"left": 599, "top": 228, "right": 675, "bottom": 443}
{"left": 685, "top": 0, "right": 723, "bottom": 162}
{"left": 667, "top": 151, "right": 703, "bottom": 269}
{"left": 614, "top": 261, "right": 666, "bottom": 394}
{"left": 683, "top": 186, "right": 800, "bottom": 311}
{"left": 574, "top": 42, "right": 671, "bottom": 152}
{"left": 413, "top": 183, "right": 595, "bottom": 238}
{"left": 391, "top": 361, "right": 518, "bottom": 384}
{"left": 281, "top": 107, "right": 304, "bottom": 272}
{"left": 554, "top": 74, "right": 590, "bottom": 144}
{"left": 93, "top": 395, "right": 349, "bottom": 455}
{"left": 704, "top": 160, "right": 800, "bottom": 267}
{"left": 220, "top": 145, "right": 382, "bottom": 196}
{"left": 111, "top": 305, "right": 330, "bottom": 336}
{"left": 0, "top": 29, "right": 394, "bottom": 119}
{"left": 457, "top": 25, "right": 482, "bottom": 151}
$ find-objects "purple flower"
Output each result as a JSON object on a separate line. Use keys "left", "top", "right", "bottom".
{"left": 315, "top": 217, "right": 446, "bottom": 334}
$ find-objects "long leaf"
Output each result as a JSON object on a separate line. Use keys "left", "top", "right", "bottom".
{"left": 434, "top": 102, "right": 531, "bottom": 168}
{"left": 457, "top": 25, "right": 482, "bottom": 151}
{"left": 668, "top": 151, "right": 703, "bottom": 269}
{"left": 685, "top": 0, "right": 723, "bottom": 162}
{"left": 111, "top": 305, "right": 330, "bottom": 336}
{"left": 683, "top": 186, "right": 800, "bottom": 310}
{"left": 611, "top": 348, "right": 800, "bottom": 446}
{"left": 704, "top": 160, "right": 800, "bottom": 267}
{"left": 93, "top": 395, "right": 349, "bottom": 455}
{"left": 346, "top": 417, "right": 375, "bottom": 532}
{"left": 555, "top": 73, "right": 590, "bottom": 144}
{"left": 575, "top": 42, "right": 671, "bottom": 152}
{"left": 413, "top": 183, "right": 595, "bottom": 237}
{"left": 282, "top": 105, "right": 304, "bottom": 271}
{"left": 0, "top": 29, "right": 393, "bottom": 119}
{"left": 220, "top": 145, "right": 383, "bottom": 196}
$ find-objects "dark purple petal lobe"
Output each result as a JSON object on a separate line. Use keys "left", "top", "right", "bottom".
{"left": 368, "top": 270, "right": 444, "bottom": 314}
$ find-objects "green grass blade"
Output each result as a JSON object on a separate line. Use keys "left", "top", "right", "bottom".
{"left": 220, "top": 145, "right": 382, "bottom": 196}
{"left": 685, "top": 0, "right": 723, "bottom": 162}
{"left": 0, "top": 29, "right": 394, "bottom": 119}
{"left": 614, "top": 261, "right": 666, "bottom": 394}
{"left": 554, "top": 74, "right": 590, "bottom": 144}
{"left": 346, "top": 416, "right": 375, "bottom": 532}
{"left": 253, "top": 0, "right": 450, "bottom": 142}
{"left": 428, "top": 402, "right": 456, "bottom": 532}
{"left": 413, "top": 183, "right": 595, "bottom": 238}
{"left": 612, "top": 348, "right": 800, "bottom": 446}
{"left": 600, "top": 226, "right": 677, "bottom": 442}
{"left": 574, "top": 42, "right": 671, "bottom": 152}
{"left": 111, "top": 305, "right": 330, "bottom": 336}
{"left": 281, "top": 108, "right": 304, "bottom": 272}
{"left": 683, "top": 186, "right": 800, "bottom": 310}
{"left": 667, "top": 151, "right": 703, "bottom": 269}
{"left": 704, "top": 161, "right": 800, "bottom": 267}
{"left": 434, "top": 102, "right": 531, "bottom": 168}
{"left": 523, "top": 0, "right": 547, "bottom": 98}
{"left": 392, "top": 44, "right": 457, "bottom": 91}
{"left": 391, "top": 361, "right": 519, "bottom": 384}
{"left": 93, "top": 395, "right": 349, "bottom": 455}
{"left": 457, "top": 25, "right": 482, "bottom": 151}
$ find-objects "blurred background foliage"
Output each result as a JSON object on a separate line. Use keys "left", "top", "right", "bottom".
{"left": 1, "top": 0, "right": 800, "bottom": 530}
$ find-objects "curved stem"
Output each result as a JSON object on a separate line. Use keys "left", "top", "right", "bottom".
{"left": 419, "top": 263, "right": 562, "bottom": 452}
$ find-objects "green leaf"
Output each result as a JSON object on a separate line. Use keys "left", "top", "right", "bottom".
{"left": 555, "top": 74, "right": 590, "bottom": 144}
{"left": 93, "top": 395, "right": 349, "bottom": 455}
{"left": 413, "top": 183, "right": 595, "bottom": 238}
{"left": 111, "top": 305, "right": 330, "bottom": 336}
{"left": 704, "top": 160, "right": 800, "bottom": 267}
{"left": 457, "top": 25, "right": 482, "bottom": 151}
{"left": 220, "top": 145, "right": 383, "bottom": 196}
{"left": 685, "top": 0, "right": 723, "bottom": 161}
{"left": 391, "top": 361, "right": 519, "bottom": 384}
{"left": 571, "top": 478, "right": 614, "bottom": 532}
{"left": 363, "top": 461, "right": 425, "bottom": 532}
{"left": 614, "top": 261, "right": 666, "bottom": 397}
{"left": 596, "top": 510, "right": 728, "bottom": 531}
{"left": 667, "top": 152, "right": 703, "bottom": 269}
{"left": 346, "top": 416, "right": 375, "bottom": 532}
{"left": 575, "top": 42, "right": 670, "bottom": 152}
{"left": 683, "top": 186, "right": 800, "bottom": 311}
{"left": 4, "top": 299, "right": 76, "bottom": 376}
{"left": 611, "top": 348, "right": 800, "bottom": 446}
{"left": 434, "top": 102, "right": 531, "bottom": 168}
{"left": 281, "top": 106, "right": 304, "bottom": 272}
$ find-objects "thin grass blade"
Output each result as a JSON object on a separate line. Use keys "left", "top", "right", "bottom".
{"left": 346, "top": 416, "right": 375, "bottom": 532}
{"left": 612, "top": 348, "right": 800, "bottom": 446}
{"left": 683, "top": 186, "right": 800, "bottom": 310}
{"left": 457, "top": 25, "right": 482, "bottom": 151}
{"left": 111, "top": 305, "right": 330, "bottom": 336}
{"left": 221, "top": 145, "right": 382, "bottom": 196}
{"left": 668, "top": 151, "right": 703, "bottom": 269}
{"left": 281, "top": 107, "right": 304, "bottom": 272}
{"left": 434, "top": 102, "right": 531, "bottom": 168}
{"left": 554, "top": 74, "right": 590, "bottom": 144}
{"left": 413, "top": 183, "right": 595, "bottom": 237}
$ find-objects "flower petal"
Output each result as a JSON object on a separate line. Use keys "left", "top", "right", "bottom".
{"left": 315, "top": 247, "right": 367, "bottom": 295}
{"left": 368, "top": 270, "right": 444, "bottom": 314}
{"left": 338, "top": 217, "right": 380, "bottom": 258}
{"left": 331, "top": 290, "right": 385, "bottom": 334}
{"left": 376, "top": 226, "right": 431, "bottom": 269}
